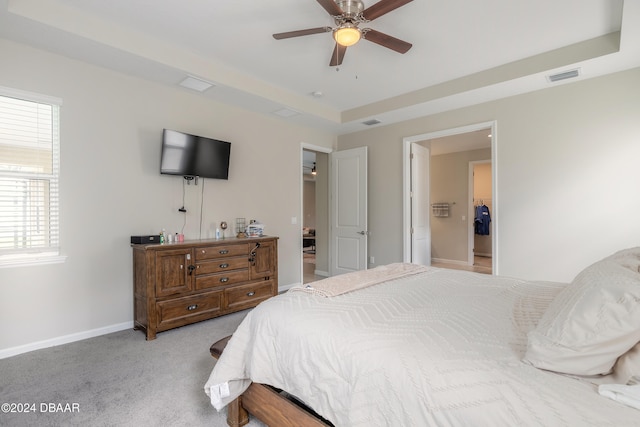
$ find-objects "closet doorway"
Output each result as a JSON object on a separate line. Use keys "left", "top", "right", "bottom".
{"left": 469, "top": 160, "right": 493, "bottom": 273}
{"left": 403, "top": 122, "right": 497, "bottom": 274}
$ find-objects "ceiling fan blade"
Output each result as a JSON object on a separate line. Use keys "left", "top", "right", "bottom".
{"left": 273, "top": 27, "right": 332, "bottom": 40}
{"left": 362, "top": 0, "right": 413, "bottom": 21}
{"left": 329, "top": 43, "right": 347, "bottom": 66}
{"left": 363, "top": 29, "right": 412, "bottom": 53}
{"left": 316, "top": 0, "right": 344, "bottom": 16}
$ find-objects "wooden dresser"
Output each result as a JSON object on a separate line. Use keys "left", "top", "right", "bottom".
{"left": 132, "top": 236, "right": 278, "bottom": 340}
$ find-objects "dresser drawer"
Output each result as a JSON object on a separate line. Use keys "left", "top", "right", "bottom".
{"left": 225, "top": 281, "right": 274, "bottom": 311}
{"left": 156, "top": 290, "right": 222, "bottom": 330}
{"left": 196, "top": 244, "right": 248, "bottom": 260}
{"left": 196, "top": 269, "right": 249, "bottom": 290}
{"left": 196, "top": 256, "right": 248, "bottom": 275}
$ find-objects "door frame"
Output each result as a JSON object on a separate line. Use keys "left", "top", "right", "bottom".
{"left": 300, "top": 143, "right": 333, "bottom": 286}
{"left": 402, "top": 121, "right": 499, "bottom": 273}
{"left": 468, "top": 160, "right": 492, "bottom": 266}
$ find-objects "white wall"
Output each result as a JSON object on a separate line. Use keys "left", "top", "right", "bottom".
{"left": 338, "top": 67, "right": 640, "bottom": 283}
{"left": 0, "top": 39, "right": 335, "bottom": 355}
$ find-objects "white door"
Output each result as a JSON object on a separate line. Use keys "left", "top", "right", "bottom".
{"left": 330, "top": 147, "right": 368, "bottom": 276}
{"left": 411, "top": 143, "right": 431, "bottom": 265}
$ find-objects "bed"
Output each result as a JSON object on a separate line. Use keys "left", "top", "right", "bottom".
{"left": 205, "top": 249, "right": 640, "bottom": 426}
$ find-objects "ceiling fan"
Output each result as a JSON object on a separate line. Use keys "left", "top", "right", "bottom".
{"left": 273, "top": 0, "right": 413, "bottom": 67}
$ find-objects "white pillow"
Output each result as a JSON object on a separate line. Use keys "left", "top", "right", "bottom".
{"left": 524, "top": 247, "right": 640, "bottom": 376}
{"left": 611, "top": 341, "right": 640, "bottom": 384}
{"left": 576, "top": 341, "right": 640, "bottom": 385}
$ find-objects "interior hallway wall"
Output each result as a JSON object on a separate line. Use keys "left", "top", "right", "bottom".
{"left": 303, "top": 180, "right": 316, "bottom": 230}
{"left": 314, "top": 152, "right": 329, "bottom": 276}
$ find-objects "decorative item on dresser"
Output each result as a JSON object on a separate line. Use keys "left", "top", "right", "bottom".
{"left": 132, "top": 236, "right": 278, "bottom": 340}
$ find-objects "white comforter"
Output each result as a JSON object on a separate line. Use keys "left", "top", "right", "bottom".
{"left": 205, "top": 266, "right": 639, "bottom": 426}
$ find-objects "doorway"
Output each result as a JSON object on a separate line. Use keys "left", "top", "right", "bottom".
{"left": 469, "top": 160, "right": 492, "bottom": 273}
{"left": 301, "top": 145, "right": 331, "bottom": 284}
{"left": 402, "top": 121, "right": 497, "bottom": 274}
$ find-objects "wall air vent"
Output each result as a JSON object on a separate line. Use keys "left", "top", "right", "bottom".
{"left": 547, "top": 68, "right": 580, "bottom": 83}
{"left": 362, "top": 119, "right": 381, "bottom": 126}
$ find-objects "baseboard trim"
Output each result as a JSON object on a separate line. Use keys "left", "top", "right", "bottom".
{"left": 279, "top": 270, "right": 329, "bottom": 293}
{"left": 475, "top": 253, "right": 492, "bottom": 258}
{"left": 278, "top": 282, "right": 297, "bottom": 293}
{"left": 431, "top": 257, "right": 471, "bottom": 266}
{"left": 0, "top": 321, "right": 133, "bottom": 359}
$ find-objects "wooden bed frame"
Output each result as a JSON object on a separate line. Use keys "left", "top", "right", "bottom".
{"left": 210, "top": 336, "right": 332, "bottom": 427}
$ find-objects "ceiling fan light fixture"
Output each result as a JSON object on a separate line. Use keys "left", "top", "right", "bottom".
{"left": 334, "top": 24, "right": 361, "bottom": 47}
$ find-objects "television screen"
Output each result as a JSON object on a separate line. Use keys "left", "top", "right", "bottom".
{"left": 160, "top": 129, "right": 231, "bottom": 179}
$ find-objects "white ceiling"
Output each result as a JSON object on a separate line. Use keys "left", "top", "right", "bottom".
{"left": 1, "top": 0, "right": 639, "bottom": 135}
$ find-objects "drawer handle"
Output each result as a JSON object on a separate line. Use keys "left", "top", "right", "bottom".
{"left": 187, "top": 304, "right": 198, "bottom": 311}
{"left": 248, "top": 242, "right": 261, "bottom": 265}
{"left": 219, "top": 263, "right": 229, "bottom": 268}
{"left": 220, "top": 277, "right": 229, "bottom": 283}
{"left": 247, "top": 291, "right": 255, "bottom": 297}
{"left": 219, "top": 249, "right": 229, "bottom": 254}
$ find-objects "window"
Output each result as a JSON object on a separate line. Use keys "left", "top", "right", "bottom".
{"left": 0, "top": 86, "right": 64, "bottom": 267}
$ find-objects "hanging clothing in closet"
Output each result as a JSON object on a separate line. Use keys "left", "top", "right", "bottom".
{"left": 474, "top": 204, "right": 491, "bottom": 235}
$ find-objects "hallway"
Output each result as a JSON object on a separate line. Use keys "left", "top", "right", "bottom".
{"left": 303, "top": 252, "right": 323, "bottom": 284}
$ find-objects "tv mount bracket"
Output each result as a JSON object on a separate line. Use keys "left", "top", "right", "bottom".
{"left": 183, "top": 175, "right": 198, "bottom": 185}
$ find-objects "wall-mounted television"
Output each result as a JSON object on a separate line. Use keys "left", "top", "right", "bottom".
{"left": 160, "top": 129, "right": 231, "bottom": 180}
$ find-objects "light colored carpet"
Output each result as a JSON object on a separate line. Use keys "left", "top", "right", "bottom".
{"left": 0, "top": 310, "right": 265, "bottom": 427}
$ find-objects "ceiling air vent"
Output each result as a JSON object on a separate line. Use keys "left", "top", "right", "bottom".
{"left": 362, "top": 119, "right": 381, "bottom": 126}
{"left": 547, "top": 68, "right": 580, "bottom": 83}
{"left": 179, "top": 75, "right": 214, "bottom": 92}
{"left": 273, "top": 108, "right": 299, "bottom": 118}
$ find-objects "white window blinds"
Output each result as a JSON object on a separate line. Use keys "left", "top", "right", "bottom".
{"left": 0, "top": 88, "right": 61, "bottom": 259}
